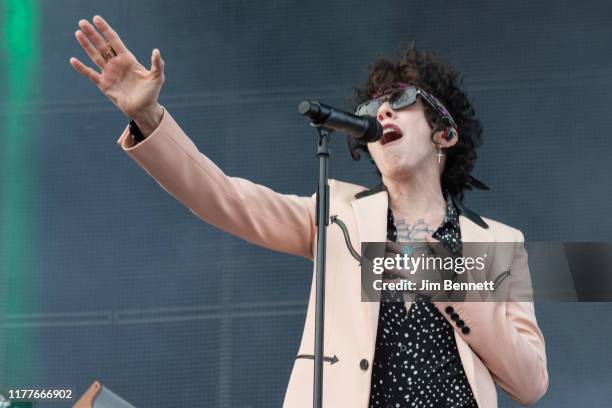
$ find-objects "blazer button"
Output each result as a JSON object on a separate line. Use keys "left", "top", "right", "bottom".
{"left": 456, "top": 319, "right": 465, "bottom": 328}
{"left": 462, "top": 326, "right": 471, "bottom": 335}
{"left": 445, "top": 306, "right": 454, "bottom": 314}
{"left": 359, "top": 359, "right": 369, "bottom": 371}
{"left": 450, "top": 313, "right": 459, "bottom": 321}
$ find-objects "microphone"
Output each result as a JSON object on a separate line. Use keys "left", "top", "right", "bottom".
{"left": 298, "top": 101, "right": 382, "bottom": 143}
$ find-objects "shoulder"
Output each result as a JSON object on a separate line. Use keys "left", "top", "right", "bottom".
{"left": 328, "top": 178, "right": 369, "bottom": 202}
{"left": 480, "top": 216, "right": 525, "bottom": 242}
{"left": 451, "top": 195, "right": 525, "bottom": 242}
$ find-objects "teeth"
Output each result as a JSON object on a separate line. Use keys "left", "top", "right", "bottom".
{"left": 383, "top": 128, "right": 396, "bottom": 134}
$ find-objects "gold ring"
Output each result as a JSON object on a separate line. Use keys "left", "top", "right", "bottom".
{"left": 102, "top": 42, "right": 117, "bottom": 61}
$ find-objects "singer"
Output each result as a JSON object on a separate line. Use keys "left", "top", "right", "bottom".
{"left": 69, "top": 15, "right": 548, "bottom": 408}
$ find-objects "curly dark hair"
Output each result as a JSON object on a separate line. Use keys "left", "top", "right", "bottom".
{"left": 349, "top": 44, "right": 484, "bottom": 200}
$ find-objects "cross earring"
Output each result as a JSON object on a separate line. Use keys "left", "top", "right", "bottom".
{"left": 436, "top": 144, "right": 444, "bottom": 163}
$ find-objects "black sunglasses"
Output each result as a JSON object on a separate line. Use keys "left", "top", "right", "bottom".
{"left": 355, "top": 84, "right": 458, "bottom": 130}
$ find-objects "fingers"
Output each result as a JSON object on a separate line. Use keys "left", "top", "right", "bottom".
{"left": 78, "top": 19, "right": 111, "bottom": 65}
{"left": 425, "top": 234, "right": 454, "bottom": 259}
{"left": 92, "top": 15, "right": 128, "bottom": 54}
{"left": 69, "top": 57, "right": 101, "bottom": 84}
{"left": 385, "top": 241, "right": 404, "bottom": 255}
{"left": 150, "top": 48, "right": 164, "bottom": 77}
{"left": 74, "top": 29, "right": 106, "bottom": 69}
{"left": 425, "top": 235, "right": 440, "bottom": 244}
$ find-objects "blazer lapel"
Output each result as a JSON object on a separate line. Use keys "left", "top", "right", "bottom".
{"left": 351, "top": 189, "right": 388, "bottom": 349}
{"left": 453, "top": 215, "right": 493, "bottom": 403}
{"left": 459, "top": 214, "right": 492, "bottom": 242}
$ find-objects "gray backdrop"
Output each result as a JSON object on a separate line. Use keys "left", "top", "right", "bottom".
{"left": 1, "top": 0, "right": 611, "bottom": 406}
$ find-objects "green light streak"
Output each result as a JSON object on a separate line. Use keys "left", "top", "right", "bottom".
{"left": 0, "top": 0, "right": 40, "bottom": 386}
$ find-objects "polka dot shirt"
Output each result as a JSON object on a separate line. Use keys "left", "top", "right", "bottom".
{"left": 368, "top": 193, "right": 478, "bottom": 407}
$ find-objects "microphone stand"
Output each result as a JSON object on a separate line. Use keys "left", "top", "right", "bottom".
{"left": 299, "top": 100, "right": 379, "bottom": 407}
{"left": 313, "top": 124, "right": 331, "bottom": 408}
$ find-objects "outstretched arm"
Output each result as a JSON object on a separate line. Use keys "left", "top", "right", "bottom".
{"left": 70, "top": 15, "right": 316, "bottom": 259}
{"left": 117, "top": 108, "right": 316, "bottom": 259}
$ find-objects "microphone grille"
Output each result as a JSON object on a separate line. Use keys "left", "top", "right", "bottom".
{"left": 298, "top": 101, "right": 311, "bottom": 115}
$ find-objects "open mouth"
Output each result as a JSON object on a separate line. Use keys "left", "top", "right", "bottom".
{"left": 380, "top": 125, "right": 403, "bottom": 145}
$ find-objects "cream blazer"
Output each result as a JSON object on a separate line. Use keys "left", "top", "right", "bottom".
{"left": 117, "top": 108, "right": 548, "bottom": 407}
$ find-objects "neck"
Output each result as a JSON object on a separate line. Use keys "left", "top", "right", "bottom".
{"left": 382, "top": 170, "right": 446, "bottom": 221}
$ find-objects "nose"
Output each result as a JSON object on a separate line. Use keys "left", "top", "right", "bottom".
{"left": 377, "top": 101, "right": 396, "bottom": 122}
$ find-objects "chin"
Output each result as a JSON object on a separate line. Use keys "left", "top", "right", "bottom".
{"left": 380, "top": 155, "right": 431, "bottom": 179}
{"left": 380, "top": 163, "right": 416, "bottom": 180}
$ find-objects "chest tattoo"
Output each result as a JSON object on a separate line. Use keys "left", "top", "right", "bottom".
{"left": 394, "top": 218, "right": 435, "bottom": 242}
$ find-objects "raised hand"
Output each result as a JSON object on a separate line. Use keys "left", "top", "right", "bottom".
{"left": 69, "top": 15, "right": 164, "bottom": 135}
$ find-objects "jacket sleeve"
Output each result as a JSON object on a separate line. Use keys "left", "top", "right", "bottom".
{"left": 435, "top": 229, "right": 549, "bottom": 405}
{"left": 117, "top": 107, "right": 317, "bottom": 260}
